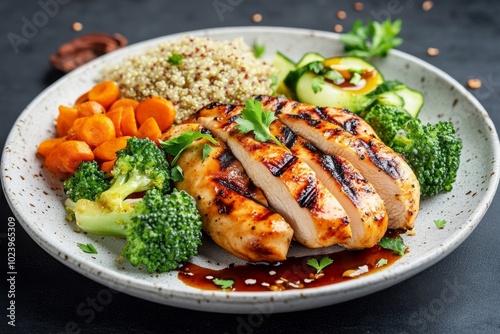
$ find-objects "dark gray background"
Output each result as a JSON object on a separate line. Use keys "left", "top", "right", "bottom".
{"left": 1, "top": 0, "right": 499, "bottom": 333}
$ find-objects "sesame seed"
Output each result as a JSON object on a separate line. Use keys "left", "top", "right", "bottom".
{"left": 427, "top": 47, "right": 439, "bottom": 56}
{"left": 467, "top": 78, "right": 482, "bottom": 89}
{"left": 205, "top": 275, "right": 214, "bottom": 280}
{"left": 337, "top": 10, "right": 347, "bottom": 19}
{"left": 333, "top": 24, "right": 343, "bottom": 33}
{"left": 244, "top": 279, "right": 257, "bottom": 285}
{"left": 268, "top": 270, "right": 276, "bottom": 275}
{"left": 261, "top": 282, "right": 270, "bottom": 287}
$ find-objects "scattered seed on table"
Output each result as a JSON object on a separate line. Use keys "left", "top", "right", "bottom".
{"left": 337, "top": 10, "right": 347, "bottom": 19}
{"left": 422, "top": 1, "right": 434, "bottom": 11}
{"left": 353, "top": 2, "right": 364, "bottom": 11}
{"left": 427, "top": 47, "right": 439, "bottom": 56}
{"left": 467, "top": 78, "right": 482, "bottom": 89}
{"left": 252, "top": 13, "right": 263, "bottom": 23}
{"left": 72, "top": 22, "right": 83, "bottom": 32}
{"left": 333, "top": 24, "right": 343, "bottom": 33}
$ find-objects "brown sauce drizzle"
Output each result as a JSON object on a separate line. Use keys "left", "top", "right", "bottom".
{"left": 179, "top": 230, "right": 404, "bottom": 292}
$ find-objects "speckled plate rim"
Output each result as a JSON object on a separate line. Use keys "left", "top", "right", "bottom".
{"left": 2, "top": 26, "right": 499, "bottom": 314}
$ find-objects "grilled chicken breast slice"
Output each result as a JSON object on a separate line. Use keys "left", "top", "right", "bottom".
{"left": 256, "top": 95, "right": 379, "bottom": 138}
{"left": 271, "top": 122, "right": 388, "bottom": 249}
{"left": 257, "top": 98, "right": 419, "bottom": 230}
{"left": 195, "top": 103, "right": 351, "bottom": 248}
{"left": 161, "top": 123, "right": 293, "bottom": 262}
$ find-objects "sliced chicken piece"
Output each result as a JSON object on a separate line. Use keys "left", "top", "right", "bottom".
{"left": 271, "top": 122, "right": 388, "bottom": 249}
{"left": 195, "top": 103, "right": 351, "bottom": 248}
{"left": 256, "top": 98, "right": 420, "bottom": 230}
{"left": 256, "top": 95, "right": 379, "bottom": 138}
{"left": 161, "top": 123, "right": 293, "bottom": 262}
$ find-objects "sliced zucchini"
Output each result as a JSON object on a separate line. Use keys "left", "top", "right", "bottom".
{"left": 273, "top": 52, "right": 296, "bottom": 98}
{"left": 375, "top": 91, "right": 404, "bottom": 108}
{"left": 296, "top": 52, "right": 325, "bottom": 68}
{"left": 393, "top": 86, "right": 424, "bottom": 117}
{"left": 295, "top": 72, "right": 375, "bottom": 113}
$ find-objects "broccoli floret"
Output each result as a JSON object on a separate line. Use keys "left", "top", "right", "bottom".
{"left": 67, "top": 189, "right": 203, "bottom": 272}
{"left": 99, "top": 137, "right": 171, "bottom": 211}
{"left": 63, "top": 161, "right": 110, "bottom": 202}
{"left": 362, "top": 104, "right": 413, "bottom": 144}
{"left": 362, "top": 105, "right": 462, "bottom": 197}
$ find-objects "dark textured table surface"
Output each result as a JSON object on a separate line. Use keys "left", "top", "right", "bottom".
{"left": 1, "top": 0, "right": 499, "bottom": 333}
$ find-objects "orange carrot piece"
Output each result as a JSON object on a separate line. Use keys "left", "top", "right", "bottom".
{"left": 100, "top": 159, "right": 117, "bottom": 173}
{"left": 76, "top": 114, "right": 116, "bottom": 148}
{"left": 56, "top": 105, "right": 78, "bottom": 137}
{"left": 135, "top": 96, "right": 176, "bottom": 132}
{"left": 88, "top": 81, "right": 120, "bottom": 110}
{"left": 66, "top": 117, "right": 88, "bottom": 139}
{"left": 74, "top": 91, "right": 90, "bottom": 105}
{"left": 76, "top": 101, "right": 105, "bottom": 117}
{"left": 121, "top": 106, "right": 138, "bottom": 136}
{"left": 93, "top": 136, "right": 130, "bottom": 162}
{"left": 110, "top": 98, "right": 139, "bottom": 111}
{"left": 37, "top": 137, "right": 66, "bottom": 158}
{"left": 105, "top": 107, "right": 124, "bottom": 137}
{"left": 45, "top": 140, "right": 94, "bottom": 176}
{"left": 136, "top": 117, "right": 162, "bottom": 143}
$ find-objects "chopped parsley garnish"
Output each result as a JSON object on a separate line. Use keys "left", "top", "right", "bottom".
{"left": 77, "top": 243, "right": 98, "bottom": 254}
{"left": 307, "top": 257, "right": 333, "bottom": 274}
{"left": 236, "top": 99, "right": 282, "bottom": 146}
{"left": 376, "top": 258, "right": 388, "bottom": 268}
{"left": 307, "top": 61, "right": 324, "bottom": 74}
{"left": 170, "top": 165, "right": 184, "bottom": 182}
{"left": 161, "top": 130, "right": 217, "bottom": 166}
{"left": 312, "top": 76, "right": 325, "bottom": 93}
{"left": 213, "top": 278, "right": 234, "bottom": 290}
{"left": 340, "top": 19, "right": 403, "bottom": 58}
{"left": 202, "top": 144, "right": 212, "bottom": 162}
{"left": 167, "top": 53, "right": 183, "bottom": 65}
{"left": 349, "top": 72, "right": 362, "bottom": 85}
{"left": 434, "top": 219, "right": 447, "bottom": 229}
{"left": 378, "top": 236, "right": 407, "bottom": 256}
{"left": 253, "top": 41, "right": 265, "bottom": 58}
{"left": 324, "top": 69, "right": 345, "bottom": 84}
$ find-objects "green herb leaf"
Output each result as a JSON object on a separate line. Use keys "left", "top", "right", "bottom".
{"left": 167, "top": 53, "right": 183, "bottom": 65}
{"left": 307, "top": 257, "right": 333, "bottom": 274}
{"left": 378, "top": 236, "right": 407, "bottom": 256}
{"left": 323, "top": 69, "right": 345, "bottom": 84}
{"left": 253, "top": 41, "right": 265, "bottom": 58}
{"left": 376, "top": 258, "right": 388, "bottom": 268}
{"left": 307, "top": 61, "right": 324, "bottom": 74}
{"left": 213, "top": 278, "right": 234, "bottom": 290}
{"left": 170, "top": 165, "right": 184, "bottom": 182}
{"left": 202, "top": 144, "right": 212, "bottom": 162}
{"left": 269, "top": 74, "right": 279, "bottom": 93}
{"left": 236, "top": 99, "right": 282, "bottom": 146}
{"left": 434, "top": 219, "right": 447, "bottom": 229}
{"left": 161, "top": 130, "right": 217, "bottom": 166}
{"left": 340, "top": 19, "right": 403, "bottom": 58}
{"left": 349, "top": 72, "right": 362, "bottom": 85}
{"left": 312, "top": 76, "right": 325, "bottom": 93}
{"left": 77, "top": 243, "right": 98, "bottom": 254}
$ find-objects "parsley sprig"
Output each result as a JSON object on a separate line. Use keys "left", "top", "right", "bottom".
{"left": 307, "top": 257, "right": 333, "bottom": 275}
{"left": 77, "top": 243, "right": 98, "bottom": 254}
{"left": 236, "top": 99, "right": 282, "bottom": 146}
{"left": 340, "top": 19, "right": 403, "bottom": 58}
{"left": 213, "top": 278, "right": 234, "bottom": 290}
{"left": 378, "top": 236, "right": 407, "bottom": 256}
{"left": 161, "top": 130, "right": 217, "bottom": 166}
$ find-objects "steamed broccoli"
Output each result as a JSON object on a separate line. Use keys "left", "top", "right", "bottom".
{"left": 99, "top": 137, "right": 171, "bottom": 211}
{"left": 64, "top": 161, "right": 110, "bottom": 202}
{"left": 362, "top": 105, "right": 462, "bottom": 197}
{"left": 66, "top": 189, "right": 203, "bottom": 272}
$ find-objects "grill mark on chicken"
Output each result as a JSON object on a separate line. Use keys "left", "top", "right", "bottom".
{"left": 321, "top": 155, "right": 359, "bottom": 205}
{"left": 296, "top": 176, "right": 319, "bottom": 208}
{"left": 204, "top": 102, "right": 238, "bottom": 115}
{"left": 264, "top": 152, "right": 298, "bottom": 177}
{"left": 216, "top": 148, "right": 236, "bottom": 170}
{"left": 280, "top": 126, "right": 297, "bottom": 149}
{"left": 357, "top": 139, "right": 401, "bottom": 180}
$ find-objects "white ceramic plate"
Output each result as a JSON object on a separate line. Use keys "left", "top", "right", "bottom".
{"left": 2, "top": 27, "right": 499, "bottom": 314}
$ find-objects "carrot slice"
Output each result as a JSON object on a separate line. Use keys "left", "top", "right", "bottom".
{"left": 135, "top": 96, "right": 176, "bottom": 132}
{"left": 76, "top": 114, "right": 116, "bottom": 147}
{"left": 56, "top": 105, "right": 78, "bottom": 137}
{"left": 45, "top": 140, "right": 94, "bottom": 176}
{"left": 66, "top": 117, "right": 88, "bottom": 140}
{"left": 74, "top": 91, "right": 90, "bottom": 105}
{"left": 76, "top": 101, "right": 106, "bottom": 117}
{"left": 121, "top": 106, "right": 138, "bottom": 136}
{"left": 37, "top": 137, "right": 66, "bottom": 158}
{"left": 105, "top": 107, "right": 124, "bottom": 137}
{"left": 93, "top": 136, "right": 130, "bottom": 162}
{"left": 88, "top": 81, "right": 120, "bottom": 110}
{"left": 100, "top": 159, "right": 117, "bottom": 173}
{"left": 136, "top": 117, "right": 161, "bottom": 143}
{"left": 110, "top": 98, "right": 139, "bottom": 111}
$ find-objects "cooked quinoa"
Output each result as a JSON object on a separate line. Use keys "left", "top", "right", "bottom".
{"left": 102, "top": 36, "right": 275, "bottom": 122}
